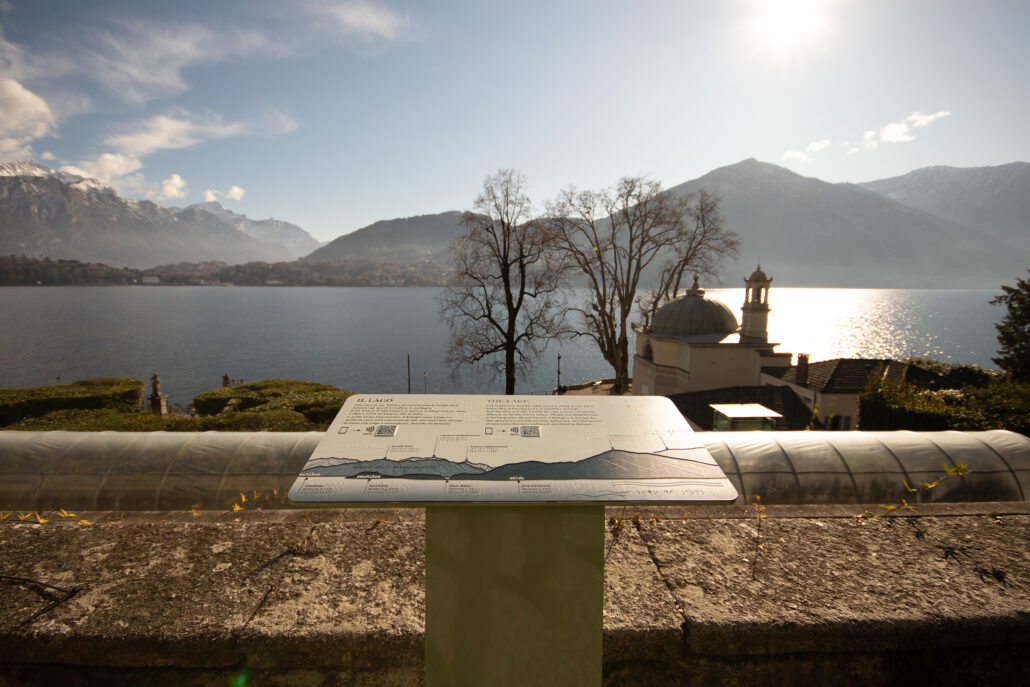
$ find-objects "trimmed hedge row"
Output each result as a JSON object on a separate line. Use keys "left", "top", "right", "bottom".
{"left": 8, "top": 408, "right": 317, "bottom": 432}
{"left": 192, "top": 379, "right": 352, "bottom": 421}
{"left": 0, "top": 378, "right": 144, "bottom": 426}
{"left": 1, "top": 377, "right": 354, "bottom": 432}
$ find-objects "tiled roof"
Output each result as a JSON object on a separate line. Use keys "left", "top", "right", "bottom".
{"left": 762, "top": 359, "right": 951, "bottom": 394}
{"left": 668, "top": 386, "right": 822, "bottom": 431}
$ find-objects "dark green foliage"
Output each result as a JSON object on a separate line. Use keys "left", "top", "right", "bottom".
{"left": 192, "top": 379, "right": 352, "bottom": 417}
{"left": 8, "top": 408, "right": 166, "bottom": 431}
{"left": 188, "top": 409, "right": 314, "bottom": 432}
{"left": 0, "top": 378, "right": 144, "bottom": 426}
{"left": 0, "top": 256, "right": 142, "bottom": 285}
{"left": 992, "top": 272, "right": 1030, "bottom": 382}
{"left": 859, "top": 364, "right": 1030, "bottom": 435}
{"left": 0, "top": 377, "right": 352, "bottom": 432}
{"left": 900, "top": 357, "right": 999, "bottom": 388}
{"left": 0, "top": 254, "right": 450, "bottom": 287}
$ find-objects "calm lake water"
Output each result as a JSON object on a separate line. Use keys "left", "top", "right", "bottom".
{"left": 0, "top": 286, "right": 1004, "bottom": 408}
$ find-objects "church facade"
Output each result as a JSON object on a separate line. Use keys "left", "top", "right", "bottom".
{"left": 631, "top": 267, "right": 792, "bottom": 397}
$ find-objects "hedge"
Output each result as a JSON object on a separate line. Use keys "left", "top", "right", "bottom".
{"left": 192, "top": 379, "right": 350, "bottom": 415}
{"left": 0, "top": 378, "right": 144, "bottom": 427}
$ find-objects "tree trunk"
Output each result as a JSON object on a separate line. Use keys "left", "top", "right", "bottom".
{"left": 612, "top": 329, "right": 630, "bottom": 394}
{"left": 505, "top": 345, "right": 516, "bottom": 395}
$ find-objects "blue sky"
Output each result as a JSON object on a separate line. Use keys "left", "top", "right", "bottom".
{"left": 1, "top": 0, "right": 1027, "bottom": 242}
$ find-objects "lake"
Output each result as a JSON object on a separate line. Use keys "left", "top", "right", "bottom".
{"left": 0, "top": 286, "right": 1004, "bottom": 408}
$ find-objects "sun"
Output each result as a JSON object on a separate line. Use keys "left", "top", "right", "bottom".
{"left": 749, "top": 0, "right": 828, "bottom": 53}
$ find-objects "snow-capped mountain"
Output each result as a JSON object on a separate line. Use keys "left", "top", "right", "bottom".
{"left": 667, "top": 159, "right": 1023, "bottom": 287}
{"left": 187, "top": 201, "right": 323, "bottom": 259}
{"left": 0, "top": 160, "right": 315, "bottom": 268}
{"left": 858, "top": 162, "right": 1030, "bottom": 249}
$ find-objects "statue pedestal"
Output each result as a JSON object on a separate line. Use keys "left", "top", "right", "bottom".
{"left": 149, "top": 393, "right": 168, "bottom": 416}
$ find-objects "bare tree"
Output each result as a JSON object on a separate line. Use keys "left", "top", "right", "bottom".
{"left": 439, "top": 169, "right": 568, "bottom": 394}
{"left": 634, "top": 189, "right": 738, "bottom": 327}
{"left": 547, "top": 178, "right": 738, "bottom": 394}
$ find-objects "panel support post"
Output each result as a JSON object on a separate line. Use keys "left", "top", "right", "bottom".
{"left": 425, "top": 505, "right": 603, "bottom": 686}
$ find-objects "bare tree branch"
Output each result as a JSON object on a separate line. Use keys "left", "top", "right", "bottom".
{"left": 438, "top": 169, "right": 570, "bottom": 394}
{"left": 547, "top": 179, "right": 738, "bottom": 393}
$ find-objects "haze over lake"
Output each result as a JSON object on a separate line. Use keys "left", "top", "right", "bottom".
{"left": 0, "top": 287, "right": 1003, "bottom": 407}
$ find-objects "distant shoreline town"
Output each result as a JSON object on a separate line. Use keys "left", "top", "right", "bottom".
{"left": 0, "top": 255, "right": 451, "bottom": 288}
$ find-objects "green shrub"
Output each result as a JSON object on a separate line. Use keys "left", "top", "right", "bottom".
{"left": 8, "top": 408, "right": 166, "bottom": 431}
{"left": 0, "top": 377, "right": 353, "bottom": 432}
{"left": 191, "top": 409, "right": 314, "bottom": 432}
{"left": 0, "top": 378, "right": 145, "bottom": 426}
{"left": 859, "top": 365, "right": 1030, "bottom": 434}
{"left": 192, "top": 379, "right": 343, "bottom": 415}
{"left": 191, "top": 379, "right": 352, "bottom": 429}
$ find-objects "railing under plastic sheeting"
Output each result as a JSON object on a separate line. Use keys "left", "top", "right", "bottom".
{"left": 0, "top": 430, "right": 1027, "bottom": 511}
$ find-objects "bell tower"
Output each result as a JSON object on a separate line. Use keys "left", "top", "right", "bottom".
{"left": 740, "top": 265, "right": 772, "bottom": 343}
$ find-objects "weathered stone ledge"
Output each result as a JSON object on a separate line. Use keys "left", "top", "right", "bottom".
{"left": 2, "top": 504, "right": 1029, "bottom": 686}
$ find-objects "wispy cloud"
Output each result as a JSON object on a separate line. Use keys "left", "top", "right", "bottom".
{"left": 105, "top": 112, "right": 247, "bottom": 158}
{"left": 82, "top": 19, "right": 283, "bottom": 104}
{"left": 0, "top": 78, "right": 55, "bottom": 160}
{"left": 310, "top": 0, "right": 413, "bottom": 42}
{"left": 782, "top": 138, "right": 832, "bottom": 163}
{"left": 783, "top": 111, "right": 950, "bottom": 162}
{"left": 62, "top": 108, "right": 293, "bottom": 197}
{"left": 1, "top": 18, "right": 283, "bottom": 106}
{"left": 60, "top": 152, "right": 142, "bottom": 183}
{"left": 204, "top": 184, "right": 247, "bottom": 203}
{"left": 862, "top": 110, "right": 950, "bottom": 149}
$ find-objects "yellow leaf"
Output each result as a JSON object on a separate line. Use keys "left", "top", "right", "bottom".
{"left": 17, "top": 512, "right": 31, "bottom": 521}
{"left": 0, "top": 512, "right": 10, "bottom": 521}
{"left": 232, "top": 503, "right": 242, "bottom": 511}
{"left": 239, "top": 493, "right": 247, "bottom": 503}
{"left": 35, "top": 513, "right": 48, "bottom": 524}
{"left": 78, "top": 519, "right": 92, "bottom": 525}
{"left": 58, "top": 508, "right": 77, "bottom": 518}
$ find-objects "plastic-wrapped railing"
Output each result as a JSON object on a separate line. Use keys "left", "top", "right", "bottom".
{"left": 0, "top": 430, "right": 1027, "bottom": 511}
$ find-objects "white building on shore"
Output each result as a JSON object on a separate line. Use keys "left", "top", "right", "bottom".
{"left": 632, "top": 267, "right": 792, "bottom": 398}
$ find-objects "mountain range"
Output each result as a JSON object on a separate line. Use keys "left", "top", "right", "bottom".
{"left": 305, "top": 211, "right": 464, "bottom": 263}
{"left": 0, "top": 157, "right": 1026, "bottom": 286}
{"left": 0, "top": 160, "right": 321, "bottom": 268}
{"left": 668, "top": 159, "right": 1026, "bottom": 287}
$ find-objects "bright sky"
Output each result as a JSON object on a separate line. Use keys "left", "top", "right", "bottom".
{"left": 1, "top": 0, "right": 1027, "bottom": 242}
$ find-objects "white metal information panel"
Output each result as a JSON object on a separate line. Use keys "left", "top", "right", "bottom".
{"left": 289, "top": 394, "right": 737, "bottom": 503}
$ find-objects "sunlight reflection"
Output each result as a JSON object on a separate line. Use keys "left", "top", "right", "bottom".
{"left": 707, "top": 288, "right": 998, "bottom": 365}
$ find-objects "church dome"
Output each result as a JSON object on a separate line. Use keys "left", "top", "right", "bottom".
{"left": 648, "top": 277, "right": 739, "bottom": 342}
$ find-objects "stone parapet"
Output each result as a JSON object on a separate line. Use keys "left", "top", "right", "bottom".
{"left": 1, "top": 504, "right": 1029, "bottom": 686}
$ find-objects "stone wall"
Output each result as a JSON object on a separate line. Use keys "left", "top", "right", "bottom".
{"left": 2, "top": 503, "right": 1029, "bottom": 685}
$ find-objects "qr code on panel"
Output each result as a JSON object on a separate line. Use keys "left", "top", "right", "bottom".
{"left": 520, "top": 425, "right": 540, "bottom": 438}
{"left": 375, "top": 425, "right": 398, "bottom": 437}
